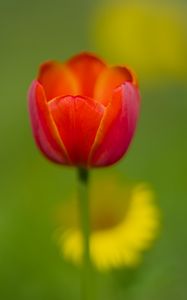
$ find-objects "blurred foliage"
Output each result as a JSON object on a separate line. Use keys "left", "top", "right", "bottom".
{"left": 0, "top": 0, "right": 187, "bottom": 299}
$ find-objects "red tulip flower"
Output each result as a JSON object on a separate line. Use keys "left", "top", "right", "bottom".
{"left": 28, "top": 53, "right": 140, "bottom": 167}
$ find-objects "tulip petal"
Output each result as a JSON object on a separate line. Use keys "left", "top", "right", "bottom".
{"left": 94, "top": 66, "right": 138, "bottom": 106}
{"left": 49, "top": 95, "right": 105, "bottom": 165}
{"left": 28, "top": 80, "right": 70, "bottom": 164}
{"left": 66, "top": 53, "right": 107, "bottom": 98}
{"left": 38, "top": 61, "right": 79, "bottom": 101}
{"left": 90, "top": 82, "right": 140, "bottom": 166}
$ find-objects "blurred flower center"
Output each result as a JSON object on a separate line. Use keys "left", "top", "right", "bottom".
{"left": 90, "top": 199, "right": 130, "bottom": 231}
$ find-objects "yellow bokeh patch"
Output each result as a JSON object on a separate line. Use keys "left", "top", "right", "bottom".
{"left": 91, "top": 1, "right": 187, "bottom": 83}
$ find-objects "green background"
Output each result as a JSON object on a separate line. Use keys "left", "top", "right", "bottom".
{"left": 0, "top": 0, "right": 187, "bottom": 299}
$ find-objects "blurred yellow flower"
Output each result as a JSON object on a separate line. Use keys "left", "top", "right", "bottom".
{"left": 56, "top": 176, "right": 160, "bottom": 271}
{"left": 92, "top": 1, "right": 187, "bottom": 82}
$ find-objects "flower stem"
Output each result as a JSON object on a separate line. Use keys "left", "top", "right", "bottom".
{"left": 77, "top": 167, "right": 92, "bottom": 300}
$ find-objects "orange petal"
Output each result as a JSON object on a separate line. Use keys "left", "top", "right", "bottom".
{"left": 38, "top": 61, "right": 79, "bottom": 101}
{"left": 94, "top": 66, "right": 138, "bottom": 106}
{"left": 28, "top": 80, "right": 70, "bottom": 164}
{"left": 66, "top": 52, "right": 107, "bottom": 98}
{"left": 89, "top": 82, "right": 140, "bottom": 166}
{"left": 49, "top": 95, "right": 105, "bottom": 165}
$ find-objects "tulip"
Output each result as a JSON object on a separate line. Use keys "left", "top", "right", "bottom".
{"left": 28, "top": 53, "right": 140, "bottom": 167}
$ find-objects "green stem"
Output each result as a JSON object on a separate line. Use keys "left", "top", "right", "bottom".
{"left": 77, "top": 167, "right": 92, "bottom": 300}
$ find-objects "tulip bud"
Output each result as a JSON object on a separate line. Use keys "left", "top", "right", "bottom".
{"left": 28, "top": 53, "right": 140, "bottom": 167}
